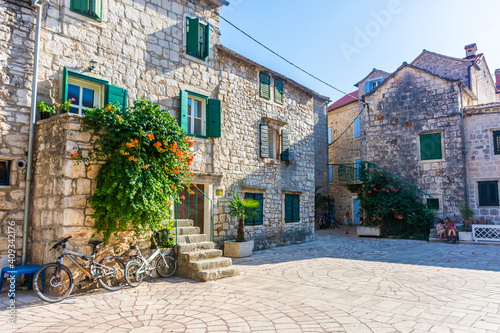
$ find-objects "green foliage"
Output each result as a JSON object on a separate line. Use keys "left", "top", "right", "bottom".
{"left": 54, "top": 98, "right": 74, "bottom": 113}
{"left": 348, "top": 170, "right": 434, "bottom": 240}
{"left": 80, "top": 98, "right": 196, "bottom": 242}
{"left": 226, "top": 192, "right": 260, "bottom": 242}
{"left": 37, "top": 101, "right": 56, "bottom": 114}
{"left": 457, "top": 202, "right": 474, "bottom": 220}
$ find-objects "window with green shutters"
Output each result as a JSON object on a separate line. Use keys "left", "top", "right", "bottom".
{"left": 493, "top": 131, "right": 500, "bottom": 155}
{"left": 426, "top": 198, "right": 439, "bottom": 210}
{"left": 285, "top": 194, "right": 300, "bottom": 223}
{"left": 178, "top": 90, "right": 221, "bottom": 138}
{"left": 274, "top": 79, "right": 284, "bottom": 104}
{"left": 71, "top": 0, "right": 102, "bottom": 21}
{"left": 419, "top": 132, "right": 442, "bottom": 160}
{"left": 478, "top": 181, "right": 499, "bottom": 206}
{"left": 245, "top": 193, "right": 264, "bottom": 226}
{"left": 186, "top": 17, "right": 209, "bottom": 60}
{"left": 260, "top": 73, "right": 271, "bottom": 99}
{"left": 62, "top": 68, "right": 127, "bottom": 115}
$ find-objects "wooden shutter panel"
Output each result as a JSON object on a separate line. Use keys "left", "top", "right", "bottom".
{"left": 71, "top": 0, "right": 88, "bottom": 12}
{"left": 186, "top": 17, "right": 200, "bottom": 55}
{"left": 353, "top": 117, "right": 360, "bottom": 138}
{"left": 254, "top": 193, "right": 264, "bottom": 225}
{"left": 292, "top": 195, "right": 300, "bottom": 222}
{"left": 284, "top": 194, "right": 292, "bottom": 222}
{"left": 244, "top": 193, "right": 255, "bottom": 226}
{"left": 420, "top": 133, "right": 442, "bottom": 160}
{"left": 207, "top": 99, "right": 221, "bottom": 138}
{"left": 203, "top": 23, "right": 210, "bottom": 59}
{"left": 493, "top": 131, "right": 500, "bottom": 155}
{"left": 260, "top": 73, "right": 270, "bottom": 99}
{"left": 260, "top": 124, "right": 269, "bottom": 158}
{"left": 178, "top": 90, "right": 189, "bottom": 132}
{"left": 274, "top": 79, "right": 284, "bottom": 104}
{"left": 281, "top": 129, "right": 290, "bottom": 161}
{"left": 106, "top": 85, "right": 127, "bottom": 111}
{"left": 62, "top": 67, "right": 68, "bottom": 104}
{"left": 94, "top": 0, "right": 103, "bottom": 21}
{"left": 365, "top": 81, "right": 371, "bottom": 94}
{"left": 479, "top": 182, "right": 489, "bottom": 206}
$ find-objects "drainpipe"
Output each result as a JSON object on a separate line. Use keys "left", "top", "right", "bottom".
{"left": 458, "top": 83, "right": 469, "bottom": 211}
{"left": 22, "top": 0, "right": 47, "bottom": 265}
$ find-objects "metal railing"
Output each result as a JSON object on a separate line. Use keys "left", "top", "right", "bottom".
{"left": 472, "top": 224, "right": 500, "bottom": 242}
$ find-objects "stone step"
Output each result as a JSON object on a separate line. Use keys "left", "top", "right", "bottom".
{"left": 176, "top": 234, "right": 208, "bottom": 244}
{"left": 180, "top": 249, "right": 223, "bottom": 262}
{"left": 177, "top": 226, "right": 201, "bottom": 235}
{"left": 190, "top": 257, "right": 233, "bottom": 271}
{"left": 175, "top": 219, "right": 194, "bottom": 227}
{"left": 178, "top": 241, "right": 215, "bottom": 252}
{"left": 196, "top": 266, "right": 240, "bottom": 282}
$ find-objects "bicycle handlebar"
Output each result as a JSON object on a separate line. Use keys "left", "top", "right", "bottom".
{"left": 50, "top": 236, "right": 72, "bottom": 251}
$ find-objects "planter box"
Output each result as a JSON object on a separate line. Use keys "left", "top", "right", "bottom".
{"left": 224, "top": 240, "right": 254, "bottom": 258}
{"left": 459, "top": 231, "right": 472, "bottom": 241}
{"left": 357, "top": 226, "right": 381, "bottom": 237}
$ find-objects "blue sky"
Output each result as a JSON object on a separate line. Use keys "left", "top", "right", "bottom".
{"left": 220, "top": 0, "right": 500, "bottom": 103}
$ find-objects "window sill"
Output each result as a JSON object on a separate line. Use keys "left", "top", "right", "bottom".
{"left": 419, "top": 158, "right": 445, "bottom": 163}
{"left": 70, "top": 9, "right": 102, "bottom": 22}
{"left": 185, "top": 53, "right": 208, "bottom": 62}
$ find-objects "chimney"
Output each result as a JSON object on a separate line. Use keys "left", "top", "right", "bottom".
{"left": 496, "top": 69, "right": 500, "bottom": 90}
{"left": 464, "top": 43, "right": 477, "bottom": 58}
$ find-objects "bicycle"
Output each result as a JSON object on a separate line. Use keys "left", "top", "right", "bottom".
{"left": 124, "top": 239, "right": 179, "bottom": 287}
{"left": 33, "top": 236, "right": 126, "bottom": 303}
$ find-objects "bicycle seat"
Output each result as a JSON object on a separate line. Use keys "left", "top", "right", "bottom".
{"left": 135, "top": 244, "right": 142, "bottom": 248}
{"left": 88, "top": 240, "right": 103, "bottom": 247}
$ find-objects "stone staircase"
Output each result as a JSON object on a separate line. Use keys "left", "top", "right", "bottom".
{"left": 174, "top": 219, "right": 239, "bottom": 282}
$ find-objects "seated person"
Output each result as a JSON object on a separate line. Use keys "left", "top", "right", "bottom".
{"left": 445, "top": 217, "right": 457, "bottom": 243}
{"left": 436, "top": 220, "right": 446, "bottom": 240}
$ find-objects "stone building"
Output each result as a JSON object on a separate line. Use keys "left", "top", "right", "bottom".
{"left": 0, "top": 0, "right": 328, "bottom": 270}
{"left": 328, "top": 44, "right": 500, "bottom": 224}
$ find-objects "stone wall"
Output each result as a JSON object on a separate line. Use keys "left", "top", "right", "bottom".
{"left": 328, "top": 100, "right": 361, "bottom": 222}
{"left": 412, "top": 52, "right": 470, "bottom": 88}
{"left": 0, "top": 0, "right": 35, "bottom": 259}
{"left": 464, "top": 104, "right": 500, "bottom": 223}
{"left": 364, "top": 66, "right": 466, "bottom": 220}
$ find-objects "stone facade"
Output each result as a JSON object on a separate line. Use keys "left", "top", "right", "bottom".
{"left": 464, "top": 104, "right": 500, "bottom": 222}
{"left": 0, "top": 0, "right": 328, "bottom": 264}
{"left": 328, "top": 45, "right": 499, "bottom": 223}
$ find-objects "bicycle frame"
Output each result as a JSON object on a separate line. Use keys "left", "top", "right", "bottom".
{"left": 133, "top": 246, "right": 169, "bottom": 275}
{"left": 56, "top": 243, "right": 113, "bottom": 279}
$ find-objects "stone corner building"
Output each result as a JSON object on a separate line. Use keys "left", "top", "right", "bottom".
{"left": 328, "top": 43, "right": 500, "bottom": 225}
{"left": 0, "top": 0, "right": 329, "bottom": 267}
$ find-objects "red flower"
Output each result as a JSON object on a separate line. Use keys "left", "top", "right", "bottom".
{"left": 173, "top": 170, "right": 179, "bottom": 174}
{"left": 180, "top": 195, "right": 185, "bottom": 200}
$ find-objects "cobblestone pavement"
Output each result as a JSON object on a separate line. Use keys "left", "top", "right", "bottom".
{"left": 2, "top": 228, "right": 500, "bottom": 332}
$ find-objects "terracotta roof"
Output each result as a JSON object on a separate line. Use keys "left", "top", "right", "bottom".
{"left": 328, "top": 91, "right": 359, "bottom": 111}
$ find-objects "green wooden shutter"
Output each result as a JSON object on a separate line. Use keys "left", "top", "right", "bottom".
{"left": 479, "top": 182, "right": 489, "bottom": 206}
{"left": 62, "top": 67, "right": 68, "bottom": 104}
{"left": 493, "top": 131, "right": 500, "bottom": 155}
{"left": 245, "top": 193, "right": 255, "bottom": 226}
{"left": 285, "top": 194, "right": 293, "bottom": 222}
{"left": 71, "top": 0, "right": 88, "bottom": 12}
{"left": 186, "top": 17, "right": 200, "bottom": 56}
{"left": 281, "top": 129, "right": 290, "bottom": 161}
{"left": 179, "top": 90, "right": 189, "bottom": 132}
{"left": 292, "top": 195, "right": 300, "bottom": 222}
{"left": 260, "top": 73, "right": 270, "bottom": 99}
{"left": 274, "top": 79, "right": 284, "bottom": 104}
{"left": 203, "top": 23, "right": 210, "bottom": 59}
{"left": 254, "top": 193, "right": 264, "bottom": 225}
{"left": 106, "top": 85, "right": 127, "bottom": 111}
{"left": 94, "top": 0, "right": 102, "bottom": 21}
{"left": 420, "top": 133, "right": 442, "bottom": 160}
{"left": 207, "top": 99, "right": 221, "bottom": 138}
{"left": 260, "top": 124, "right": 269, "bottom": 158}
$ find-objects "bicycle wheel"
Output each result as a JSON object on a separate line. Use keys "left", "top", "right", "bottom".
{"left": 33, "top": 263, "right": 74, "bottom": 303}
{"left": 125, "top": 260, "right": 144, "bottom": 287}
{"left": 156, "top": 254, "right": 176, "bottom": 278}
{"left": 97, "top": 256, "right": 126, "bottom": 291}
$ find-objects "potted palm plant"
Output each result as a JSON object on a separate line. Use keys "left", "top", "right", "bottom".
{"left": 223, "top": 192, "right": 259, "bottom": 258}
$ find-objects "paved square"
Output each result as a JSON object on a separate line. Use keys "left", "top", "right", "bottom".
{"left": 2, "top": 229, "right": 500, "bottom": 332}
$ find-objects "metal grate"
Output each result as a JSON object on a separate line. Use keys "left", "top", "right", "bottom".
{"left": 472, "top": 225, "right": 500, "bottom": 242}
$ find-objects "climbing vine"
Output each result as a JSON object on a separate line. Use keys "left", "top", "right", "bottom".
{"left": 77, "top": 98, "right": 196, "bottom": 241}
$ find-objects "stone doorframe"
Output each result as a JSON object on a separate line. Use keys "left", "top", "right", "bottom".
{"left": 193, "top": 173, "right": 223, "bottom": 241}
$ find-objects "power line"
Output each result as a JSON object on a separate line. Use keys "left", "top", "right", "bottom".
{"left": 329, "top": 103, "right": 367, "bottom": 147}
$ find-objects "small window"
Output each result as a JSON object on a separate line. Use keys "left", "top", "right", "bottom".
{"left": 245, "top": 193, "right": 264, "bottom": 226}
{"left": 274, "top": 79, "right": 284, "bottom": 104}
{"left": 365, "top": 79, "right": 383, "bottom": 93}
{"left": 285, "top": 194, "right": 300, "bottom": 223}
{"left": 186, "top": 17, "right": 209, "bottom": 60}
{"left": 0, "top": 160, "right": 11, "bottom": 186}
{"left": 371, "top": 80, "right": 380, "bottom": 89}
{"left": 260, "top": 73, "right": 271, "bottom": 99}
{"left": 187, "top": 94, "right": 207, "bottom": 137}
{"left": 71, "top": 0, "right": 102, "bottom": 21}
{"left": 268, "top": 129, "right": 277, "bottom": 159}
{"left": 493, "top": 131, "right": 500, "bottom": 155}
{"left": 353, "top": 117, "right": 360, "bottom": 138}
{"left": 179, "top": 91, "right": 221, "bottom": 138}
{"left": 328, "top": 164, "right": 333, "bottom": 182}
{"left": 478, "top": 181, "right": 499, "bottom": 206}
{"left": 427, "top": 198, "right": 440, "bottom": 210}
{"left": 67, "top": 77, "right": 104, "bottom": 115}
{"left": 420, "top": 132, "right": 442, "bottom": 160}
{"left": 327, "top": 127, "right": 333, "bottom": 144}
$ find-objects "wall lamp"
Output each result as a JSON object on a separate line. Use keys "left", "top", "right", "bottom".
{"left": 88, "top": 59, "right": 97, "bottom": 71}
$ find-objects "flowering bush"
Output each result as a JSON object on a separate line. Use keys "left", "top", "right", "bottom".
{"left": 78, "top": 98, "right": 196, "bottom": 242}
{"left": 347, "top": 169, "right": 433, "bottom": 240}
{"left": 54, "top": 98, "right": 75, "bottom": 113}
